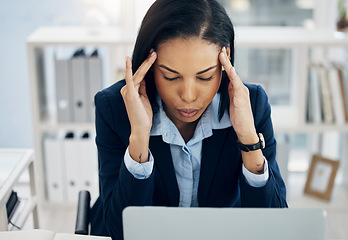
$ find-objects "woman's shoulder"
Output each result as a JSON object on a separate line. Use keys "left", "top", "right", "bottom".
{"left": 94, "top": 79, "right": 127, "bottom": 122}
{"left": 244, "top": 83, "right": 269, "bottom": 105}
{"left": 95, "top": 80, "right": 126, "bottom": 102}
{"left": 94, "top": 80, "right": 126, "bottom": 109}
{"left": 94, "top": 79, "right": 130, "bottom": 145}
{"left": 244, "top": 83, "right": 271, "bottom": 123}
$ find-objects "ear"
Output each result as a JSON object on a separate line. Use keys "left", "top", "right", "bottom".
{"left": 221, "top": 46, "right": 231, "bottom": 71}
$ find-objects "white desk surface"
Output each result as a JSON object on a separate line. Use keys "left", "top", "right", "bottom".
{"left": 0, "top": 149, "right": 34, "bottom": 207}
{"left": 0, "top": 151, "right": 25, "bottom": 187}
{"left": 0, "top": 229, "right": 111, "bottom": 240}
{"left": 0, "top": 149, "right": 37, "bottom": 231}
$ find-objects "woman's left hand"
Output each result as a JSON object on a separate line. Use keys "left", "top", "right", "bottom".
{"left": 218, "top": 47, "right": 258, "bottom": 145}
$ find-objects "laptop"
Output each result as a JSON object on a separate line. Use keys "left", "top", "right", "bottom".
{"left": 123, "top": 207, "right": 327, "bottom": 240}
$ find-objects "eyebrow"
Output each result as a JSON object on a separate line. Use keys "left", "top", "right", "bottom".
{"left": 159, "top": 64, "right": 218, "bottom": 75}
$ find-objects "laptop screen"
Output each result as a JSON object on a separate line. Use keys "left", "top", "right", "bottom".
{"left": 123, "top": 207, "right": 326, "bottom": 240}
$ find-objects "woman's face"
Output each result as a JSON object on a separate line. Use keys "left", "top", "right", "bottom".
{"left": 153, "top": 37, "right": 222, "bottom": 129}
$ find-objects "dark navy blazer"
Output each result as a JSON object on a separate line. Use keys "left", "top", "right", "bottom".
{"left": 90, "top": 80, "right": 288, "bottom": 239}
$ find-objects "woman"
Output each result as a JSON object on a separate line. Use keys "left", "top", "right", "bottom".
{"left": 91, "top": 0, "right": 288, "bottom": 239}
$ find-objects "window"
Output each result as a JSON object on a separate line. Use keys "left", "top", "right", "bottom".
{"left": 219, "top": 0, "right": 314, "bottom": 27}
{"left": 234, "top": 48, "right": 292, "bottom": 105}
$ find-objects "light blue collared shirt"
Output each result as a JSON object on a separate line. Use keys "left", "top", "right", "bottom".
{"left": 124, "top": 93, "right": 269, "bottom": 207}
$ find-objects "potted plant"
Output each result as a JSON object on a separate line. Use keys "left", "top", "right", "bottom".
{"left": 337, "top": 0, "right": 348, "bottom": 31}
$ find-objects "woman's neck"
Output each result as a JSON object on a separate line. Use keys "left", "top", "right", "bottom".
{"left": 176, "top": 120, "right": 199, "bottom": 143}
{"left": 163, "top": 105, "right": 200, "bottom": 143}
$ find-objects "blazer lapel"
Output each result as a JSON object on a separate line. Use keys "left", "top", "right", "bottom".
{"left": 198, "top": 128, "right": 230, "bottom": 206}
{"left": 149, "top": 136, "right": 180, "bottom": 206}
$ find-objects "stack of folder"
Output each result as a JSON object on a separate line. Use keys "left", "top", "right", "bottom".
{"left": 43, "top": 131, "right": 99, "bottom": 204}
{"left": 306, "top": 62, "right": 348, "bottom": 125}
{"left": 55, "top": 48, "right": 103, "bottom": 123}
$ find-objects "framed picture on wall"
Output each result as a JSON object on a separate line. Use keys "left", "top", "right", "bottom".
{"left": 304, "top": 154, "right": 340, "bottom": 201}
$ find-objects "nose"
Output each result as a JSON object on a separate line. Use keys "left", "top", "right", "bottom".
{"left": 180, "top": 79, "right": 197, "bottom": 103}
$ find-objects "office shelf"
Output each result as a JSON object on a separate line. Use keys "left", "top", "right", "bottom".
{"left": 27, "top": 26, "right": 135, "bottom": 207}
{"left": 27, "top": 26, "right": 348, "bottom": 207}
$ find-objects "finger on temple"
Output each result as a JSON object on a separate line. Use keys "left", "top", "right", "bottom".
{"left": 133, "top": 51, "right": 157, "bottom": 85}
{"left": 219, "top": 49, "right": 232, "bottom": 77}
{"left": 220, "top": 48, "right": 242, "bottom": 88}
{"left": 125, "top": 56, "right": 139, "bottom": 98}
{"left": 125, "top": 56, "right": 133, "bottom": 86}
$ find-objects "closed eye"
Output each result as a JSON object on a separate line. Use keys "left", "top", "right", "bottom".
{"left": 197, "top": 75, "right": 214, "bottom": 81}
{"left": 164, "top": 75, "right": 214, "bottom": 81}
{"left": 163, "top": 75, "right": 180, "bottom": 81}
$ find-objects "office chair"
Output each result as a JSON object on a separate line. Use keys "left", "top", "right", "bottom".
{"left": 75, "top": 151, "right": 101, "bottom": 235}
{"left": 75, "top": 190, "right": 91, "bottom": 235}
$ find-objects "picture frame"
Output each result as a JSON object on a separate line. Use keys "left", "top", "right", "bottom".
{"left": 304, "top": 154, "right": 340, "bottom": 201}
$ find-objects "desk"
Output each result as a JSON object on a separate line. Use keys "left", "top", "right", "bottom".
{"left": 0, "top": 149, "right": 38, "bottom": 230}
{"left": 0, "top": 229, "right": 111, "bottom": 239}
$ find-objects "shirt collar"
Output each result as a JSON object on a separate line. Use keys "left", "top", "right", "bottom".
{"left": 150, "top": 93, "right": 231, "bottom": 146}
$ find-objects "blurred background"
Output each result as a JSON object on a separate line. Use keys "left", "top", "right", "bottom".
{"left": 1, "top": 0, "right": 348, "bottom": 239}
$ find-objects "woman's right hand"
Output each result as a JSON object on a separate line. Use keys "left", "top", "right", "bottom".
{"left": 120, "top": 50, "right": 157, "bottom": 163}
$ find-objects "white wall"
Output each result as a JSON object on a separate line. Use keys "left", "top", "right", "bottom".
{"left": 0, "top": 0, "right": 155, "bottom": 148}
{"left": 0, "top": 0, "right": 91, "bottom": 148}
{"left": 0, "top": 0, "right": 336, "bottom": 148}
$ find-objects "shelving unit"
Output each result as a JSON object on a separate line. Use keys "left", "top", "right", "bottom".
{"left": 234, "top": 27, "right": 348, "bottom": 133}
{"left": 27, "top": 26, "right": 135, "bottom": 207}
{"left": 27, "top": 26, "right": 348, "bottom": 207}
